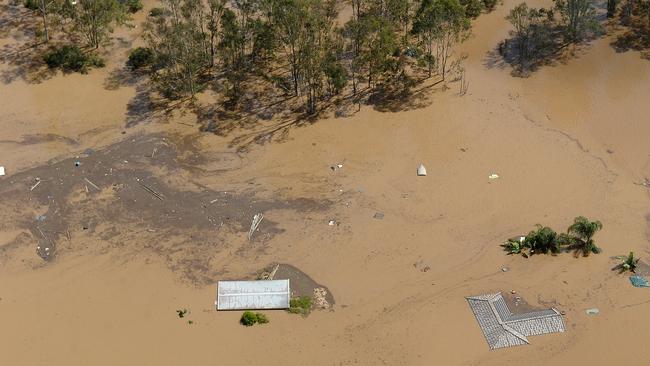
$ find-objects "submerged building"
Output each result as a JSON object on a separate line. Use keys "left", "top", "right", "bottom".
{"left": 466, "top": 292, "right": 565, "bottom": 350}
{"left": 216, "top": 279, "right": 291, "bottom": 310}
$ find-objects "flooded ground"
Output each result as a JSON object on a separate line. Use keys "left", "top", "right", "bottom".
{"left": 1, "top": 0, "right": 650, "bottom": 365}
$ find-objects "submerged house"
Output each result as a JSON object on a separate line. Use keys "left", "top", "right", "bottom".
{"left": 466, "top": 292, "right": 565, "bottom": 350}
{"left": 216, "top": 279, "right": 291, "bottom": 310}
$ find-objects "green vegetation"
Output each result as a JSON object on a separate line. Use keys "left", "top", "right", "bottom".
{"left": 24, "top": 0, "right": 40, "bottom": 11}
{"left": 567, "top": 216, "right": 603, "bottom": 256}
{"left": 240, "top": 311, "right": 269, "bottom": 326}
{"left": 132, "top": 0, "right": 484, "bottom": 109}
{"left": 43, "top": 45, "right": 105, "bottom": 72}
{"left": 127, "top": 47, "right": 155, "bottom": 70}
{"left": 616, "top": 252, "right": 640, "bottom": 273}
{"left": 502, "top": 216, "right": 603, "bottom": 257}
{"left": 505, "top": 0, "right": 600, "bottom": 73}
{"left": 176, "top": 308, "right": 188, "bottom": 318}
{"left": 148, "top": 7, "right": 166, "bottom": 17}
{"left": 121, "top": 0, "right": 143, "bottom": 13}
{"left": 288, "top": 296, "right": 312, "bottom": 315}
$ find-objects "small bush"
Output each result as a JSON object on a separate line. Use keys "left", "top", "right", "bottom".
{"left": 288, "top": 296, "right": 312, "bottom": 315}
{"left": 24, "top": 0, "right": 39, "bottom": 11}
{"left": 44, "top": 45, "right": 87, "bottom": 72}
{"left": 461, "top": 0, "right": 484, "bottom": 17}
{"left": 240, "top": 311, "right": 269, "bottom": 326}
{"left": 255, "top": 313, "right": 269, "bottom": 324}
{"left": 127, "top": 47, "right": 155, "bottom": 70}
{"left": 482, "top": 0, "right": 498, "bottom": 11}
{"left": 149, "top": 7, "right": 166, "bottom": 17}
{"left": 122, "top": 0, "right": 143, "bottom": 13}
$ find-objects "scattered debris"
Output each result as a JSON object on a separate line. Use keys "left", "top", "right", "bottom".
{"left": 510, "top": 290, "right": 516, "bottom": 294}
{"left": 586, "top": 308, "right": 599, "bottom": 315}
{"left": 30, "top": 179, "right": 41, "bottom": 191}
{"left": 413, "top": 260, "right": 431, "bottom": 272}
{"left": 488, "top": 173, "right": 499, "bottom": 180}
{"left": 330, "top": 163, "right": 344, "bottom": 171}
{"left": 630, "top": 276, "right": 650, "bottom": 288}
{"left": 188, "top": 320, "right": 194, "bottom": 325}
{"left": 417, "top": 164, "right": 427, "bottom": 176}
{"left": 210, "top": 198, "right": 219, "bottom": 204}
{"left": 560, "top": 310, "right": 566, "bottom": 315}
{"left": 84, "top": 178, "right": 100, "bottom": 191}
{"left": 267, "top": 264, "right": 280, "bottom": 280}
{"left": 328, "top": 219, "right": 336, "bottom": 226}
{"left": 138, "top": 180, "right": 164, "bottom": 201}
{"left": 36, "top": 215, "right": 47, "bottom": 222}
{"left": 633, "top": 179, "right": 650, "bottom": 187}
{"left": 176, "top": 309, "right": 188, "bottom": 318}
{"left": 373, "top": 212, "right": 384, "bottom": 220}
{"left": 247, "top": 213, "right": 263, "bottom": 240}
{"left": 0, "top": 166, "right": 5, "bottom": 176}
{"left": 313, "top": 287, "right": 331, "bottom": 309}
{"left": 501, "top": 267, "right": 509, "bottom": 272}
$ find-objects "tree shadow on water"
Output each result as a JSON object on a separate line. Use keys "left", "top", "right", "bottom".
{"left": 610, "top": 19, "right": 650, "bottom": 60}
{"left": 483, "top": 29, "right": 588, "bottom": 77}
{"left": 0, "top": 3, "right": 56, "bottom": 84}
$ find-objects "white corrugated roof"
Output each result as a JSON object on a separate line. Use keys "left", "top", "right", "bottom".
{"left": 216, "top": 279, "right": 290, "bottom": 310}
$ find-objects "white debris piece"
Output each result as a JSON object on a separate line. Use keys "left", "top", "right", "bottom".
{"left": 0, "top": 166, "right": 5, "bottom": 176}
{"left": 489, "top": 173, "right": 500, "bottom": 180}
{"left": 417, "top": 164, "right": 427, "bottom": 176}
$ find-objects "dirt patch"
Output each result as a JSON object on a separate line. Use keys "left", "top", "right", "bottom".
{"left": 0, "top": 133, "right": 331, "bottom": 284}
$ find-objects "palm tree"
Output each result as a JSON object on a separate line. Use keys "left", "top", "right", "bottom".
{"left": 617, "top": 251, "right": 639, "bottom": 273}
{"left": 502, "top": 238, "right": 525, "bottom": 255}
{"left": 567, "top": 216, "right": 603, "bottom": 256}
{"left": 524, "top": 225, "right": 560, "bottom": 254}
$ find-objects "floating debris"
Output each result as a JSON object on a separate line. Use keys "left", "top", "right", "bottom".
{"left": 586, "top": 308, "right": 599, "bottom": 315}
{"left": 373, "top": 212, "right": 384, "bottom": 220}
{"left": 501, "top": 267, "right": 509, "bottom": 272}
{"left": 328, "top": 219, "right": 336, "bottom": 226}
{"left": 0, "top": 166, "right": 5, "bottom": 176}
{"left": 417, "top": 164, "right": 427, "bottom": 176}
{"left": 330, "top": 163, "right": 343, "bottom": 171}
{"left": 630, "top": 276, "right": 650, "bottom": 288}
{"left": 488, "top": 173, "right": 499, "bottom": 180}
{"left": 30, "top": 179, "right": 41, "bottom": 191}
{"left": 248, "top": 213, "right": 263, "bottom": 240}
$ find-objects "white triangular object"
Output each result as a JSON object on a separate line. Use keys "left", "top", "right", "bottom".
{"left": 417, "top": 164, "right": 427, "bottom": 176}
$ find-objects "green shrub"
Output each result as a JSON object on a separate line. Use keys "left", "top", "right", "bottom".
{"left": 24, "top": 0, "right": 39, "bottom": 11}
{"left": 461, "top": 0, "right": 484, "bottom": 17}
{"left": 240, "top": 311, "right": 269, "bottom": 326}
{"left": 127, "top": 47, "right": 155, "bottom": 70}
{"left": 44, "top": 45, "right": 87, "bottom": 72}
{"left": 122, "top": 0, "right": 143, "bottom": 13}
{"left": 255, "top": 313, "right": 269, "bottom": 324}
{"left": 148, "top": 7, "right": 166, "bottom": 17}
{"left": 482, "top": 0, "right": 498, "bottom": 11}
{"left": 288, "top": 296, "right": 312, "bottom": 315}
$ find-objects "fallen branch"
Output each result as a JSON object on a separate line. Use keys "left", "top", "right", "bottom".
{"left": 84, "top": 178, "right": 100, "bottom": 190}
{"left": 248, "top": 213, "right": 263, "bottom": 240}
{"left": 139, "top": 181, "right": 164, "bottom": 200}
{"left": 30, "top": 180, "right": 41, "bottom": 191}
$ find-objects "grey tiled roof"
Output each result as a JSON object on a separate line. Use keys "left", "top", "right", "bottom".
{"left": 466, "top": 293, "right": 565, "bottom": 350}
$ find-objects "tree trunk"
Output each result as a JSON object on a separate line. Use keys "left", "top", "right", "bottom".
{"left": 39, "top": 0, "right": 49, "bottom": 42}
{"left": 607, "top": 0, "right": 617, "bottom": 17}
